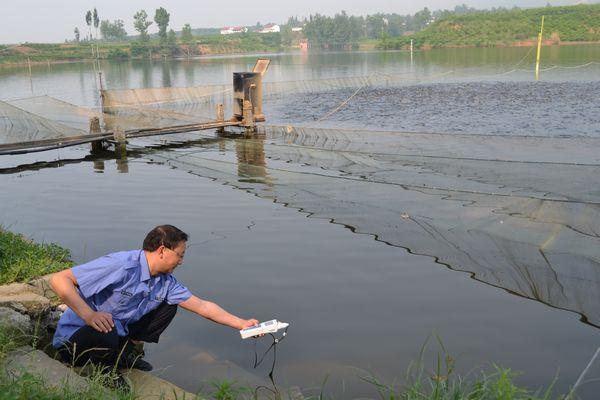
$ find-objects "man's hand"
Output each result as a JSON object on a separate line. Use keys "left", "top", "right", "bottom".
{"left": 83, "top": 310, "right": 115, "bottom": 333}
{"left": 240, "top": 319, "right": 259, "bottom": 330}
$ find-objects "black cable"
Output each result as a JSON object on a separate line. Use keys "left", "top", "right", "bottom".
{"left": 251, "top": 327, "right": 289, "bottom": 400}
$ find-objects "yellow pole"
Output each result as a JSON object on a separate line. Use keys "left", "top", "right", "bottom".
{"left": 535, "top": 15, "right": 545, "bottom": 81}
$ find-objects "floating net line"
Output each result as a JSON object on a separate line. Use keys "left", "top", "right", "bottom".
{"left": 129, "top": 124, "right": 600, "bottom": 328}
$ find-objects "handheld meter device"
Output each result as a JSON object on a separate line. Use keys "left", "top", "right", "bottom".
{"left": 240, "top": 319, "right": 289, "bottom": 339}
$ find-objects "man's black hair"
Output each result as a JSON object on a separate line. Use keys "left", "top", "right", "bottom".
{"left": 143, "top": 225, "right": 189, "bottom": 251}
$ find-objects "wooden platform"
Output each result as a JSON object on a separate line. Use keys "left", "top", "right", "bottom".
{"left": 0, "top": 120, "right": 244, "bottom": 156}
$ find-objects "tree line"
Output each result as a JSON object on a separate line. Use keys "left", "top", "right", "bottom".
{"left": 73, "top": 7, "right": 195, "bottom": 45}
{"left": 71, "top": 4, "right": 479, "bottom": 47}
{"left": 68, "top": 3, "right": 600, "bottom": 53}
{"left": 299, "top": 5, "right": 482, "bottom": 49}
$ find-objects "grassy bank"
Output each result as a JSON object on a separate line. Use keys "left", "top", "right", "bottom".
{"left": 0, "top": 32, "right": 285, "bottom": 65}
{"left": 380, "top": 4, "right": 600, "bottom": 49}
{"left": 0, "top": 227, "right": 73, "bottom": 285}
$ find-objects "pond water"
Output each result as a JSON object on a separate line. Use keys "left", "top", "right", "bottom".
{"left": 1, "top": 46, "right": 600, "bottom": 398}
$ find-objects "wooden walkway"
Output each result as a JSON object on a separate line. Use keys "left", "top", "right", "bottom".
{"left": 0, "top": 120, "right": 244, "bottom": 156}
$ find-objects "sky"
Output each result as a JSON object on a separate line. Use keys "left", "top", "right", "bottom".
{"left": 0, "top": 0, "right": 592, "bottom": 44}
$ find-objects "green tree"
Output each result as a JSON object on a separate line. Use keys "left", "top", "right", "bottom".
{"left": 181, "top": 23, "right": 193, "bottom": 44}
{"left": 280, "top": 25, "right": 294, "bottom": 47}
{"left": 167, "top": 28, "right": 177, "bottom": 45}
{"left": 133, "top": 10, "right": 153, "bottom": 42}
{"left": 411, "top": 7, "right": 432, "bottom": 31}
{"left": 93, "top": 8, "right": 100, "bottom": 39}
{"left": 85, "top": 10, "right": 94, "bottom": 56}
{"left": 93, "top": 8, "right": 99, "bottom": 29}
{"left": 154, "top": 7, "right": 170, "bottom": 43}
{"left": 100, "top": 19, "right": 128, "bottom": 41}
{"left": 74, "top": 27, "right": 80, "bottom": 43}
{"left": 85, "top": 10, "right": 92, "bottom": 40}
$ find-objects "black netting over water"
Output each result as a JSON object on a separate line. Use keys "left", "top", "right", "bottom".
{"left": 134, "top": 125, "right": 600, "bottom": 328}
{"left": 265, "top": 81, "right": 600, "bottom": 137}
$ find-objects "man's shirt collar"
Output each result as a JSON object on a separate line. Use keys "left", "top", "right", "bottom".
{"left": 139, "top": 250, "right": 151, "bottom": 282}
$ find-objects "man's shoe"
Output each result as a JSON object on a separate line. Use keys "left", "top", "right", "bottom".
{"left": 119, "top": 350, "right": 153, "bottom": 371}
{"left": 106, "top": 372, "right": 132, "bottom": 392}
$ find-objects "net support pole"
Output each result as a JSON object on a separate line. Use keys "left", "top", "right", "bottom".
{"left": 27, "top": 57, "right": 34, "bottom": 95}
{"left": 89, "top": 117, "right": 104, "bottom": 153}
{"left": 535, "top": 15, "right": 545, "bottom": 81}
{"left": 113, "top": 128, "right": 127, "bottom": 161}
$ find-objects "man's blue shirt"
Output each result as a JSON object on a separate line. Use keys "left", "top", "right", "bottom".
{"left": 52, "top": 249, "right": 192, "bottom": 348}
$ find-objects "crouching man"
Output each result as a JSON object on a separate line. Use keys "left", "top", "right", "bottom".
{"left": 50, "top": 224, "right": 258, "bottom": 371}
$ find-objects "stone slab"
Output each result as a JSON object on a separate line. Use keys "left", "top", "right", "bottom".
{"left": 0, "top": 283, "right": 51, "bottom": 313}
{"left": 4, "top": 346, "right": 91, "bottom": 392}
{"left": 0, "top": 306, "right": 32, "bottom": 334}
{"left": 124, "top": 369, "right": 200, "bottom": 400}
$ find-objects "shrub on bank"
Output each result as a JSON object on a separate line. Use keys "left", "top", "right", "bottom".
{"left": 0, "top": 227, "right": 73, "bottom": 285}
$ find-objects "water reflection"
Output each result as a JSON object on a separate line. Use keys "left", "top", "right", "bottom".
{"left": 133, "top": 60, "right": 154, "bottom": 88}
{"left": 235, "top": 137, "right": 272, "bottom": 187}
{"left": 162, "top": 61, "right": 172, "bottom": 87}
{"left": 115, "top": 142, "right": 128, "bottom": 173}
{"left": 92, "top": 159, "right": 104, "bottom": 173}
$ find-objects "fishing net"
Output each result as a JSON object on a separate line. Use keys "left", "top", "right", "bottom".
{"left": 0, "top": 98, "right": 87, "bottom": 146}
{"left": 8, "top": 95, "right": 99, "bottom": 131}
{"left": 0, "top": 94, "right": 218, "bottom": 152}
{"left": 137, "top": 124, "right": 600, "bottom": 327}
{"left": 99, "top": 72, "right": 437, "bottom": 112}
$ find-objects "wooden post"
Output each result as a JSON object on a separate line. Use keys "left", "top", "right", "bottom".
{"left": 113, "top": 128, "right": 128, "bottom": 172}
{"left": 89, "top": 117, "right": 104, "bottom": 153}
{"left": 535, "top": 16, "right": 545, "bottom": 81}
{"left": 242, "top": 100, "right": 255, "bottom": 136}
{"left": 216, "top": 103, "right": 225, "bottom": 133}
{"left": 113, "top": 128, "right": 126, "bottom": 144}
{"left": 216, "top": 104, "right": 224, "bottom": 122}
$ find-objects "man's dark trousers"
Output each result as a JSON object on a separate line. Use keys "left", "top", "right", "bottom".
{"left": 58, "top": 302, "right": 177, "bottom": 366}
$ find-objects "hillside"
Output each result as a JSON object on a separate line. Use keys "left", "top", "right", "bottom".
{"left": 381, "top": 4, "right": 600, "bottom": 49}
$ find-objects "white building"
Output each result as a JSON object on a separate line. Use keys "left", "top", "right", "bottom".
{"left": 259, "top": 24, "right": 280, "bottom": 33}
{"left": 220, "top": 26, "right": 248, "bottom": 35}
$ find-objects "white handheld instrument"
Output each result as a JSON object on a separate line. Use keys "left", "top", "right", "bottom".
{"left": 240, "top": 319, "right": 289, "bottom": 339}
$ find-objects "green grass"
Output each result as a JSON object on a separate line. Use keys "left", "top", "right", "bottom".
{"left": 0, "top": 227, "right": 73, "bottom": 285}
{"left": 0, "top": 323, "right": 566, "bottom": 399}
{"left": 0, "top": 325, "right": 30, "bottom": 361}
{"left": 0, "top": 33, "right": 284, "bottom": 64}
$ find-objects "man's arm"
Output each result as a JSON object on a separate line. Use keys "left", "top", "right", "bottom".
{"left": 179, "top": 295, "right": 258, "bottom": 330}
{"left": 49, "top": 269, "right": 115, "bottom": 333}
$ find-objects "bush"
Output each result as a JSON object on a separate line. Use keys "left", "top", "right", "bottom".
{"left": 107, "top": 48, "right": 129, "bottom": 59}
{"left": 0, "top": 228, "right": 73, "bottom": 285}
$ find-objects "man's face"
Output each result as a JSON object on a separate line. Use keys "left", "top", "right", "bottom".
{"left": 160, "top": 241, "right": 186, "bottom": 273}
